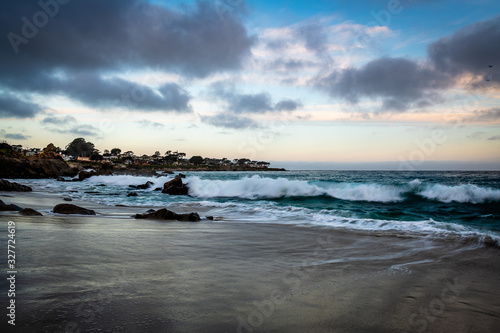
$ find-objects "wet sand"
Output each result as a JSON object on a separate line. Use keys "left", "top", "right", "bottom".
{"left": 1, "top": 192, "right": 500, "bottom": 332}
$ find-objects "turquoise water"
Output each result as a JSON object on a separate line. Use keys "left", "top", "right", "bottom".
{"left": 19, "top": 170, "right": 500, "bottom": 244}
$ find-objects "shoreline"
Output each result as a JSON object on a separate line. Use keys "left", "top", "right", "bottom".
{"left": 1, "top": 190, "right": 500, "bottom": 332}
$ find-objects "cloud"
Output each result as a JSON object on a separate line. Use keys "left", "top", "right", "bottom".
{"left": 138, "top": 119, "right": 165, "bottom": 129}
{"left": 311, "top": 16, "right": 500, "bottom": 112}
{"left": 49, "top": 124, "right": 100, "bottom": 137}
{"left": 201, "top": 113, "right": 259, "bottom": 129}
{"left": 314, "top": 57, "right": 449, "bottom": 111}
{"left": 275, "top": 99, "right": 303, "bottom": 111}
{"left": 208, "top": 82, "right": 303, "bottom": 113}
{"left": 0, "top": 0, "right": 254, "bottom": 77}
{"left": 488, "top": 135, "right": 500, "bottom": 141}
{"left": 42, "top": 115, "right": 77, "bottom": 125}
{"left": 0, "top": 92, "right": 43, "bottom": 118}
{"left": 462, "top": 107, "right": 500, "bottom": 122}
{"left": 4, "top": 133, "right": 31, "bottom": 140}
{"left": 428, "top": 16, "right": 500, "bottom": 84}
{"left": 0, "top": 0, "right": 254, "bottom": 116}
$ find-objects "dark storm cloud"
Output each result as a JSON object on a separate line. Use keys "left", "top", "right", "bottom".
{"left": 0, "top": 0, "right": 254, "bottom": 117}
{"left": 428, "top": 16, "right": 500, "bottom": 82}
{"left": 0, "top": 92, "right": 43, "bottom": 118}
{"left": 201, "top": 113, "right": 259, "bottom": 129}
{"left": 315, "top": 57, "right": 449, "bottom": 111}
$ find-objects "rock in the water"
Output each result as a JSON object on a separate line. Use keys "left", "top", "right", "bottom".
{"left": 162, "top": 176, "right": 189, "bottom": 195}
{"left": 127, "top": 192, "right": 138, "bottom": 197}
{"left": 63, "top": 197, "right": 72, "bottom": 201}
{"left": 0, "top": 199, "right": 23, "bottom": 211}
{"left": 206, "top": 216, "right": 214, "bottom": 220}
{"left": 135, "top": 208, "right": 200, "bottom": 222}
{"left": 0, "top": 179, "right": 32, "bottom": 192}
{"left": 20, "top": 208, "right": 43, "bottom": 216}
{"left": 129, "top": 181, "right": 154, "bottom": 190}
{"left": 178, "top": 173, "right": 186, "bottom": 178}
{"left": 53, "top": 204, "right": 96, "bottom": 215}
{"left": 77, "top": 170, "right": 100, "bottom": 181}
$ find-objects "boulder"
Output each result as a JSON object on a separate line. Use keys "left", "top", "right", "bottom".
{"left": 0, "top": 179, "right": 32, "bottom": 192}
{"left": 20, "top": 208, "right": 43, "bottom": 216}
{"left": 53, "top": 204, "right": 96, "bottom": 215}
{"left": 127, "top": 192, "right": 138, "bottom": 197}
{"left": 162, "top": 176, "right": 189, "bottom": 195}
{"left": 135, "top": 208, "right": 200, "bottom": 222}
{"left": 77, "top": 170, "right": 100, "bottom": 181}
{"left": 0, "top": 199, "right": 23, "bottom": 211}
{"left": 178, "top": 173, "right": 186, "bottom": 178}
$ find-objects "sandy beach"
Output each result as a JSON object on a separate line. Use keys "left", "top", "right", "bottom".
{"left": 1, "top": 191, "right": 500, "bottom": 333}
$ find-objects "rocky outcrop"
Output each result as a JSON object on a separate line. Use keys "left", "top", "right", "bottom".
{"left": 0, "top": 200, "right": 23, "bottom": 211}
{"left": 53, "top": 204, "right": 96, "bottom": 215}
{"left": 162, "top": 176, "right": 189, "bottom": 195}
{"left": 0, "top": 156, "right": 76, "bottom": 179}
{"left": 127, "top": 192, "right": 138, "bottom": 197}
{"left": 20, "top": 208, "right": 43, "bottom": 216}
{"left": 0, "top": 179, "right": 32, "bottom": 192}
{"left": 135, "top": 208, "right": 200, "bottom": 222}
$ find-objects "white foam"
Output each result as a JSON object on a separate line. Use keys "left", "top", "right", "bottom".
{"left": 186, "top": 175, "right": 404, "bottom": 202}
{"left": 418, "top": 183, "right": 500, "bottom": 204}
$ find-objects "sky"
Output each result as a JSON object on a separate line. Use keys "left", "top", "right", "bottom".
{"left": 1, "top": 0, "right": 499, "bottom": 170}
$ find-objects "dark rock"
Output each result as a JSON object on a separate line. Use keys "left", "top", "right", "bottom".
{"left": 206, "top": 216, "right": 214, "bottom": 220}
{"left": 84, "top": 191, "right": 100, "bottom": 194}
{"left": 0, "top": 156, "right": 76, "bottom": 179}
{"left": 0, "top": 199, "right": 23, "bottom": 211}
{"left": 137, "top": 181, "right": 154, "bottom": 189}
{"left": 135, "top": 208, "right": 200, "bottom": 222}
{"left": 146, "top": 209, "right": 156, "bottom": 214}
{"left": 78, "top": 170, "right": 100, "bottom": 181}
{"left": 63, "top": 197, "right": 72, "bottom": 201}
{"left": 20, "top": 208, "right": 43, "bottom": 216}
{"left": 0, "top": 179, "right": 32, "bottom": 192}
{"left": 162, "top": 176, "right": 189, "bottom": 195}
{"left": 96, "top": 184, "right": 107, "bottom": 187}
{"left": 178, "top": 173, "right": 186, "bottom": 178}
{"left": 154, "top": 187, "right": 162, "bottom": 191}
{"left": 127, "top": 192, "right": 138, "bottom": 197}
{"left": 53, "top": 204, "right": 96, "bottom": 215}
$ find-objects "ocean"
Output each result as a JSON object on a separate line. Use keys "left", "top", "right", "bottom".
{"left": 17, "top": 170, "right": 500, "bottom": 246}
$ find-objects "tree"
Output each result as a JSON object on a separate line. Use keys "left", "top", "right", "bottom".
{"left": 153, "top": 151, "right": 161, "bottom": 157}
{"left": 90, "top": 150, "right": 103, "bottom": 161}
{"left": 64, "top": 138, "right": 95, "bottom": 158}
{"left": 111, "top": 148, "right": 121, "bottom": 156}
{"left": 189, "top": 155, "right": 204, "bottom": 165}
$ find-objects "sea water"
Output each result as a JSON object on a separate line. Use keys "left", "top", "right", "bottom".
{"left": 17, "top": 170, "right": 500, "bottom": 245}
